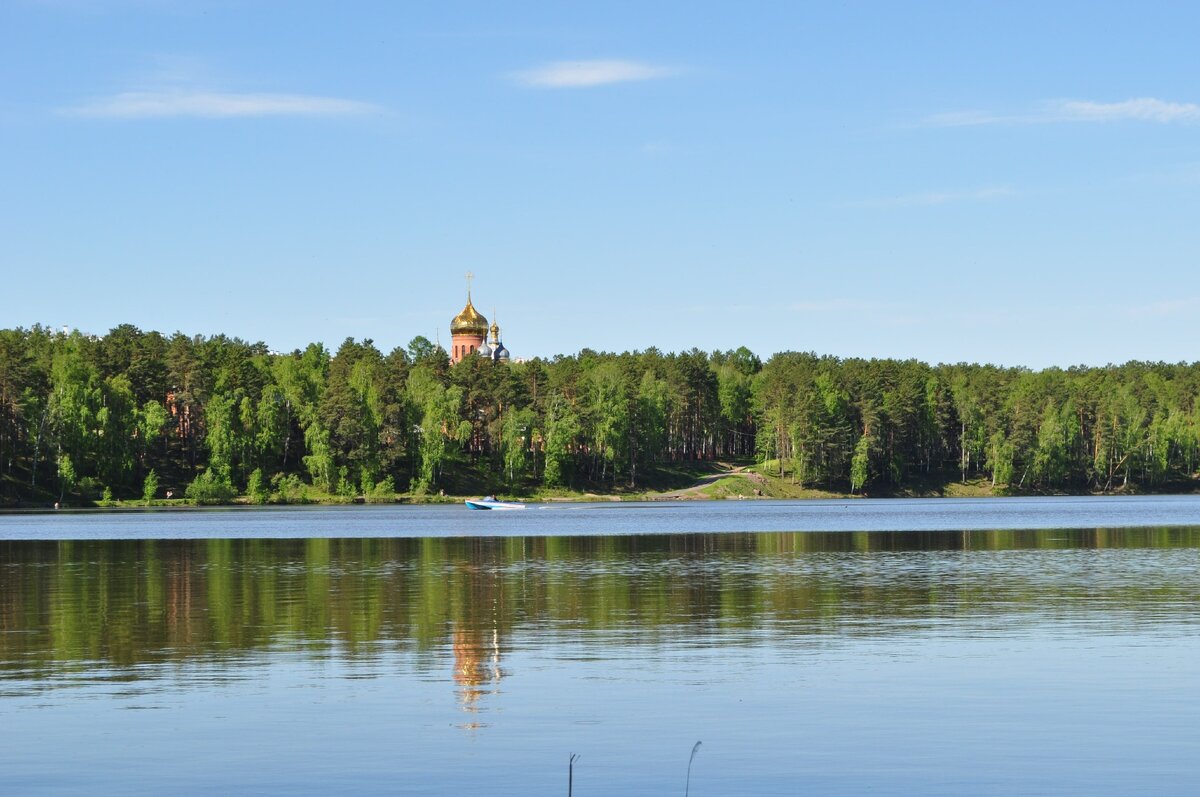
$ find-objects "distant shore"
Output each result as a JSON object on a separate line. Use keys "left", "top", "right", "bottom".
{"left": 5, "top": 463, "right": 1195, "bottom": 512}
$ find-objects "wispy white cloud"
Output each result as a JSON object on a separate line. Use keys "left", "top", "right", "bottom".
{"left": 925, "top": 97, "right": 1200, "bottom": 127}
{"left": 511, "top": 59, "right": 679, "bottom": 88}
{"left": 1125, "top": 296, "right": 1200, "bottom": 318}
{"left": 1057, "top": 98, "right": 1200, "bottom": 123}
{"left": 841, "top": 186, "right": 1015, "bottom": 209}
{"left": 64, "top": 89, "right": 380, "bottom": 119}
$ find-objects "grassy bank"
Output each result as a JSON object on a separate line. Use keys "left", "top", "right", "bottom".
{"left": 5, "top": 459, "right": 1197, "bottom": 510}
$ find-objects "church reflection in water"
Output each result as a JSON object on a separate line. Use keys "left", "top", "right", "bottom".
{"left": 451, "top": 623, "right": 504, "bottom": 728}
{"left": 4, "top": 529, "right": 1197, "bottom": 728}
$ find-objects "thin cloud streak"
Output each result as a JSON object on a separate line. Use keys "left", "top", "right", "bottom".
{"left": 1059, "top": 98, "right": 1200, "bottom": 123}
{"left": 65, "top": 90, "right": 380, "bottom": 118}
{"left": 511, "top": 59, "right": 679, "bottom": 88}
{"left": 1125, "top": 296, "right": 1200, "bottom": 318}
{"left": 925, "top": 97, "right": 1200, "bottom": 127}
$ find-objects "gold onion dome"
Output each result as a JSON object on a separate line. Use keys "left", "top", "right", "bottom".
{"left": 451, "top": 296, "right": 488, "bottom": 336}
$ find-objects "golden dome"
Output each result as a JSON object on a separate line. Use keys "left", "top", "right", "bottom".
{"left": 451, "top": 296, "right": 488, "bottom": 336}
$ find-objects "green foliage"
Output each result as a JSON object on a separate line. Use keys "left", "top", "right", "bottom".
{"left": 3, "top": 324, "right": 1200, "bottom": 504}
{"left": 633, "top": 370, "right": 670, "bottom": 486}
{"left": 142, "top": 469, "right": 158, "bottom": 505}
{"left": 586, "top": 361, "right": 629, "bottom": 485}
{"left": 271, "top": 473, "right": 311, "bottom": 504}
{"left": 336, "top": 466, "right": 356, "bottom": 497}
{"left": 406, "top": 336, "right": 435, "bottom": 362}
{"left": 322, "top": 338, "right": 388, "bottom": 492}
{"left": 987, "top": 431, "right": 1014, "bottom": 487}
{"left": 542, "top": 393, "right": 579, "bottom": 488}
{"left": 850, "top": 434, "right": 871, "bottom": 493}
{"left": 185, "top": 469, "right": 236, "bottom": 504}
{"left": 99, "top": 486, "right": 114, "bottom": 507}
{"left": 56, "top": 453, "right": 76, "bottom": 504}
{"left": 302, "top": 423, "right": 336, "bottom": 494}
{"left": 246, "top": 468, "right": 268, "bottom": 505}
{"left": 501, "top": 407, "right": 536, "bottom": 485}
{"left": 407, "top": 365, "right": 464, "bottom": 493}
{"left": 136, "top": 400, "right": 168, "bottom": 463}
{"left": 365, "top": 475, "right": 396, "bottom": 503}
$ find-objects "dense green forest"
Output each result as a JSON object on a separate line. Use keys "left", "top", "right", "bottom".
{"left": 0, "top": 324, "right": 1198, "bottom": 505}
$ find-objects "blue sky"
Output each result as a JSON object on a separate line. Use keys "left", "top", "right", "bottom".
{"left": 2, "top": 1, "right": 1197, "bottom": 367}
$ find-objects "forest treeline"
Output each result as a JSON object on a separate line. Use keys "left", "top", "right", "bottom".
{"left": 0, "top": 324, "right": 1198, "bottom": 504}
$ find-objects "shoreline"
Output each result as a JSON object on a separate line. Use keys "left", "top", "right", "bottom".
{"left": 2, "top": 481, "right": 1196, "bottom": 513}
{"left": 5, "top": 461, "right": 1197, "bottom": 513}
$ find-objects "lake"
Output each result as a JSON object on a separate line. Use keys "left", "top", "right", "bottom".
{"left": 2, "top": 496, "right": 1199, "bottom": 795}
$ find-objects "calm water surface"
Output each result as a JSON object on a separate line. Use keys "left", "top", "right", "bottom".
{"left": 3, "top": 494, "right": 1200, "bottom": 539}
{"left": 1, "top": 499, "right": 1199, "bottom": 795}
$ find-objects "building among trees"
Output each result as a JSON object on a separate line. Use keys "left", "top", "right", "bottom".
{"left": 449, "top": 277, "right": 510, "bottom": 364}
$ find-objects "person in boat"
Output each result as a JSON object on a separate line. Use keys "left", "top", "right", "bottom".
{"left": 484, "top": 495, "right": 496, "bottom": 502}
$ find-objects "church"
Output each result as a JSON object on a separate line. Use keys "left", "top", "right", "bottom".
{"left": 449, "top": 279, "right": 510, "bottom": 365}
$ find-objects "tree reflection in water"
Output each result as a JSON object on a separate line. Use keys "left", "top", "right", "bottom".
{"left": 2, "top": 528, "right": 1199, "bottom": 708}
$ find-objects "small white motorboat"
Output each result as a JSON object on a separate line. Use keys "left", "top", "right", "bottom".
{"left": 464, "top": 496, "right": 526, "bottom": 511}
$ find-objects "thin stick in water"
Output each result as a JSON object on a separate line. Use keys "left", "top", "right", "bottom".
{"left": 568, "top": 753, "right": 579, "bottom": 796}
{"left": 685, "top": 741, "right": 702, "bottom": 797}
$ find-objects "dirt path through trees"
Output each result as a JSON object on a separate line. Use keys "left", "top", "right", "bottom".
{"left": 653, "top": 462, "right": 768, "bottom": 499}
